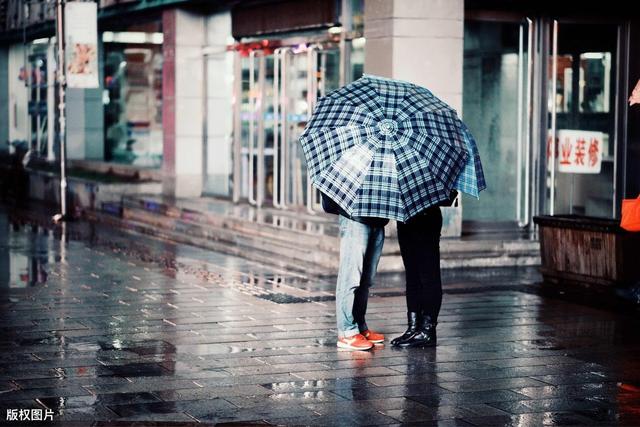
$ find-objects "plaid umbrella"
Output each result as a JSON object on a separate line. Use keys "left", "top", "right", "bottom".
{"left": 299, "top": 74, "right": 485, "bottom": 222}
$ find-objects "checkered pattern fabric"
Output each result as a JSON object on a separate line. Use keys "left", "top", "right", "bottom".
{"left": 453, "top": 121, "right": 486, "bottom": 198}
{"left": 299, "top": 74, "right": 486, "bottom": 222}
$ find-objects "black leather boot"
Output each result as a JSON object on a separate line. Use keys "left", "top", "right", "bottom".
{"left": 395, "top": 315, "right": 437, "bottom": 348}
{"left": 391, "top": 312, "right": 421, "bottom": 347}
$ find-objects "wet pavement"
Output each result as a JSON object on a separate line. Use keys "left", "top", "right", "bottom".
{"left": 1, "top": 205, "right": 640, "bottom": 426}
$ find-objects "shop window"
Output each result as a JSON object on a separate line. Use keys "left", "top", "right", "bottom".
{"left": 547, "top": 23, "right": 618, "bottom": 218}
{"left": 462, "top": 20, "right": 522, "bottom": 223}
{"left": 103, "top": 32, "right": 163, "bottom": 167}
{"left": 26, "top": 40, "right": 58, "bottom": 160}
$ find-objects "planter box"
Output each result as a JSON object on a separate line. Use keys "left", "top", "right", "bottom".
{"left": 534, "top": 215, "right": 640, "bottom": 287}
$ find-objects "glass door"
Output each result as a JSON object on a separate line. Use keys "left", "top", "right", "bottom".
{"left": 545, "top": 21, "right": 619, "bottom": 217}
{"left": 27, "top": 40, "right": 56, "bottom": 161}
{"left": 462, "top": 18, "right": 534, "bottom": 230}
{"left": 273, "top": 45, "right": 340, "bottom": 212}
{"left": 233, "top": 41, "right": 341, "bottom": 211}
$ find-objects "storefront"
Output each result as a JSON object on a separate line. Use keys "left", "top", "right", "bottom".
{"left": 25, "top": 39, "right": 58, "bottom": 161}
{"left": 1, "top": 39, "right": 58, "bottom": 161}
{"left": 195, "top": 0, "right": 637, "bottom": 234}
{"left": 102, "top": 20, "right": 164, "bottom": 167}
{"left": 2, "top": 0, "right": 636, "bottom": 236}
{"left": 462, "top": 3, "right": 632, "bottom": 233}
{"left": 202, "top": 0, "right": 365, "bottom": 214}
{"left": 1, "top": 1, "right": 163, "bottom": 168}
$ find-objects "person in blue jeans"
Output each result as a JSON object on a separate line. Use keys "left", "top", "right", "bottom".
{"left": 322, "top": 193, "right": 387, "bottom": 351}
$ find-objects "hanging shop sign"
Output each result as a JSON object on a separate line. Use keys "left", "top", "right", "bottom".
{"left": 64, "top": 1, "right": 99, "bottom": 88}
{"left": 547, "top": 130, "right": 604, "bottom": 174}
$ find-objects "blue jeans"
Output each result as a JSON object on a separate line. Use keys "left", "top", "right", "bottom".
{"left": 336, "top": 215, "right": 385, "bottom": 338}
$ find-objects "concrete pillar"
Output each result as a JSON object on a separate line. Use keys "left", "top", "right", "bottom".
{"left": 364, "top": 0, "right": 465, "bottom": 236}
{"left": 203, "top": 12, "right": 234, "bottom": 196}
{"left": 162, "top": 8, "right": 206, "bottom": 198}
{"left": 364, "top": 0, "right": 464, "bottom": 112}
{"left": 58, "top": 39, "right": 104, "bottom": 161}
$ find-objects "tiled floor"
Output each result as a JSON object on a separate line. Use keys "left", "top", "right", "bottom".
{"left": 1, "top": 207, "right": 639, "bottom": 426}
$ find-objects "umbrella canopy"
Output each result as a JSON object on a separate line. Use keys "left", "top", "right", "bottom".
{"left": 299, "top": 74, "right": 485, "bottom": 222}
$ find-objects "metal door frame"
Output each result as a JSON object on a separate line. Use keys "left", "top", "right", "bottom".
{"left": 464, "top": 14, "right": 537, "bottom": 231}
{"left": 231, "top": 37, "right": 343, "bottom": 212}
{"left": 536, "top": 17, "right": 628, "bottom": 219}
{"left": 465, "top": 12, "right": 629, "bottom": 228}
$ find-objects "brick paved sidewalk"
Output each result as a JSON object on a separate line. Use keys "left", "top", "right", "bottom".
{"left": 1, "top": 210, "right": 639, "bottom": 426}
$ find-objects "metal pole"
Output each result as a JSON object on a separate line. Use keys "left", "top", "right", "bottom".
{"left": 305, "top": 46, "right": 316, "bottom": 214}
{"left": 272, "top": 48, "right": 281, "bottom": 208}
{"left": 55, "top": 0, "right": 68, "bottom": 219}
{"left": 524, "top": 18, "right": 533, "bottom": 227}
{"left": 280, "top": 49, "right": 288, "bottom": 209}
{"left": 549, "top": 20, "right": 558, "bottom": 216}
{"left": 256, "top": 53, "right": 266, "bottom": 207}
{"left": 232, "top": 51, "right": 242, "bottom": 203}
{"left": 516, "top": 23, "right": 524, "bottom": 226}
{"left": 47, "top": 41, "right": 56, "bottom": 161}
{"left": 248, "top": 50, "right": 257, "bottom": 205}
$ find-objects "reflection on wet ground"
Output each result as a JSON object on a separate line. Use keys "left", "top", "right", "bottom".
{"left": 0, "top": 216, "right": 51, "bottom": 289}
{"left": 1, "top": 205, "right": 640, "bottom": 425}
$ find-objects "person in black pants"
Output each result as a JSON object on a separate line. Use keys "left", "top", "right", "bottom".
{"left": 391, "top": 192, "right": 452, "bottom": 348}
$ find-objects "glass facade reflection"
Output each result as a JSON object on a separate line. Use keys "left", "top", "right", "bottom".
{"left": 103, "top": 31, "right": 163, "bottom": 167}
{"left": 464, "top": 17, "right": 622, "bottom": 224}
{"left": 26, "top": 40, "right": 58, "bottom": 160}
{"left": 463, "top": 21, "right": 523, "bottom": 223}
{"left": 547, "top": 23, "right": 618, "bottom": 217}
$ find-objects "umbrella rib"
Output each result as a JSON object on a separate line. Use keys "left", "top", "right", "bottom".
{"left": 301, "top": 103, "right": 379, "bottom": 139}
{"left": 399, "top": 113, "right": 468, "bottom": 154}
{"left": 402, "top": 108, "right": 457, "bottom": 126}
{"left": 350, "top": 147, "right": 406, "bottom": 221}
{"left": 406, "top": 85, "right": 455, "bottom": 115}
{"left": 391, "top": 144, "right": 451, "bottom": 219}
{"left": 326, "top": 87, "right": 386, "bottom": 121}
{"left": 315, "top": 143, "right": 376, "bottom": 217}
{"left": 391, "top": 84, "right": 424, "bottom": 122}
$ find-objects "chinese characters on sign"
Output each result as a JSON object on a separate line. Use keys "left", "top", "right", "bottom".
{"left": 64, "top": 1, "right": 99, "bottom": 88}
{"left": 547, "top": 130, "right": 604, "bottom": 174}
{"left": 6, "top": 408, "right": 54, "bottom": 422}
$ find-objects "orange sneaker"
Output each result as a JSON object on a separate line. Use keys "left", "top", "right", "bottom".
{"left": 362, "top": 329, "right": 385, "bottom": 343}
{"left": 337, "top": 334, "right": 374, "bottom": 351}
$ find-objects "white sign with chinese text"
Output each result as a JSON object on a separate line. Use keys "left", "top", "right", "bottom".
{"left": 547, "top": 130, "right": 604, "bottom": 174}
{"left": 64, "top": 1, "right": 99, "bottom": 88}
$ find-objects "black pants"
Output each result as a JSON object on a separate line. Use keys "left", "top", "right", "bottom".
{"left": 397, "top": 206, "right": 443, "bottom": 321}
